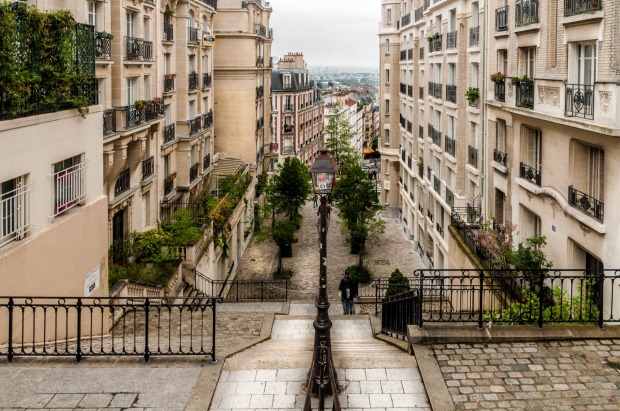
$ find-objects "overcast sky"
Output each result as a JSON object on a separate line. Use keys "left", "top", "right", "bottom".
{"left": 267, "top": 0, "right": 380, "bottom": 69}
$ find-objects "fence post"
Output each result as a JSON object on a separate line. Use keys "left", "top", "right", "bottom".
{"left": 597, "top": 270, "right": 604, "bottom": 328}
{"left": 144, "top": 298, "right": 150, "bottom": 363}
{"left": 261, "top": 281, "right": 264, "bottom": 302}
{"left": 211, "top": 298, "right": 218, "bottom": 364}
{"left": 7, "top": 298, "right": 14, "bottom": 362}
{"left": 419, "top": 271, "right": 424, "bottom": 328}
{"left": 75, "top": 298, "right": 83, "bottom": 362}
{"left": 538, "top": 271, "right": 544, "bottom": 328}
{"left": 478, "top": 270, "right": 484, "bottom": 329}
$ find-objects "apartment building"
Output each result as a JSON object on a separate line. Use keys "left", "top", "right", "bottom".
{"left": 486, "top": 0, "right": 618, "bottom": 270}
{"left": 271, "top": 52, "right": 325, "bottom": 167}
{"left": 378, "top": 0, "right": 403, "bottom": 216}
{"left": 361, "top": 99, "right": 380, "bottom": 150}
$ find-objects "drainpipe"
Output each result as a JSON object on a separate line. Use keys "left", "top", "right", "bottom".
{"left": 481, "top": 0, "right": 489, "bottom": 218}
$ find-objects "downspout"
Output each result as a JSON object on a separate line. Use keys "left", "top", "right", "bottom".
{"left": 481, "top": 0, "right": 489, "bottom": 218}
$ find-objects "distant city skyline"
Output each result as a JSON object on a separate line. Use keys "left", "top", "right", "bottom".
{"left": 268, "top": 0, "right": 381, "bottom": 69}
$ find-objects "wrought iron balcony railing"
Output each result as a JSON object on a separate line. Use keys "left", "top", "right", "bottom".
{"left": 519, "top": 162, "right": 541, "bottom": 186}
{"left": 415, "top": 7, "right": 423, "bottom": 21}
{"left": 468, "top": 145, "right": 478, "bottom": 168}
{"left": 496, "top": 6, "right": 509, "bottom": 31}
{"left": 203, "top": 154, "right": 211, "bottom": 170}
{"left": 190, "top": 163, "right": 200, "bottom": 183}
{"left": 432, "top": 129, "right": 441, "bottom": 146}
{"left": 255, "top": 23, "right": 267, "bottom": 37}
{"left": 401, "top": 12, "right": 411, "bottom": 28}
{"left": 516, "top": 0, "right": 539, "bottom": 26}
{"left": 469, "top": 26, "right": 479, "bottom": 47}
{"left": 189, "top": 116, "right": 202, "bottom": 136}
{"left": 114, "top": 169, "right": 130, "bottom": 197}
{"left": 433, "top": 175, "right": 441, "bottom": 193}
{"left": 124, "top": 105, "right": 145, "bottom": 129}
{"left": 424, "top": 0, "right": 430, "bottom": 10}
{"left": 164, "top": 75, "right": 175, "bottom": 93}
{"left": 446, "top": 31, "right": 457, "bottom": 49}
{"left": 284, "top": 104, "right": 293, "bottom": 111}
{"left": 494, "top": 79, "right": 506, "bottom": 102}
{"left": 188, "top": 73, "right": 199, "bottom": 90}
{"left": 564, "top": 0, "right": 601, "bottom": 17}
{"left": 469, "top": 97, "right": 479, "bottom": 108}
{"left": 429, "top": 35, "right": 442, "bottom": 53}
{"left": 428, "top": 123, "right": 433, "bottom": 138}
{"left": 418, "top": 164, "right": 424, "bottom": 178}
{"left": 436, "top": 222, "right": 444, "bottom": 237}
{"left": 445, "top": 136, "right": 456, "bottom": 157}
{"left": 427, "top": 209, "right": 434, "bottom": 223}
{"left": 401, "top": 148, "right": 406, "bottom": 163}
{"left": 565, "top": 84, "right": 594, "bottom": 120}
{"left": 407, "top": 156, "right": 412, "bottom": 169}
{"left": 95, "top": 33, "right": 111, "bottom": 59}
{"left": 202, "top": 110, "right": 213, "bottom": 129}
{"left": 126, "top": 37, "right": 152, "bottom": 60}
{"left": 188, "top": 27, "right": 199, "bottom": 44}
{"left": 284, "top": 124, "right": 294, "bottom": 133}
{"left": 493, "top": 148, "right": 508, "bottom": 167}
{"left": 145, "top": 99, "right": 164, "bottom": 122}
{"left": 163, "top": 124, "right": 175, "bottom": 144}
{"left": 103, "top": 108, "right": 116, "bottom": 136}
{"left": 568, "top": 185, "right": 603, "bottom": 221}
{"left": 516, "top": 80, "right": 534, "bottom": 109}
{"left": 163, "top": 23, "right": 174, "bottom": 41}
{"left": 164, "top": 174, "right": 175, "bottom": 195}
{"left": 142, "top": 156, "right": 154, "bottom": 180}
{"left": 427, "top": 166, "right": 432, "bottom": 181}
{"left": 256, "top": 56, "right": 264, "bottom": 67}
{"left": 446, "top": 84, "right": 457, "bottom": 103}
{"left": 199, "top": 0, "right": 217, "bottom": 8}
{"left": 445, "top": 187, "right": 454, "bottom": 208}
{"left": 202, "top": 73, "right": 212, "bottom": 89}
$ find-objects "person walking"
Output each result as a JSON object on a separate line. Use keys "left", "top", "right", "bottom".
{"left": 313, "top": 194, "right": 317, "bottom": 208}
{"left": 338, "top": 272, "right": 355, "bottom": 315}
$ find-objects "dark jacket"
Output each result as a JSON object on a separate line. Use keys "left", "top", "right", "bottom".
{"left": 339, "top": 276, "right": 357, "bottom": 300}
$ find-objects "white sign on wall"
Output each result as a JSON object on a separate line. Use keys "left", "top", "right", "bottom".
{"left": 84, "top": 265, "right": 100, "bottom": 296}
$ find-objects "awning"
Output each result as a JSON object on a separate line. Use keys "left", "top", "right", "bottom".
{"left": 363, "top": 148, "right": 375, "bottom": 155}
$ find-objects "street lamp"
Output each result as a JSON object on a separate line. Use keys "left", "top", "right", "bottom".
{"left": 307, "top": 148, "right": 339, "bottom": 401}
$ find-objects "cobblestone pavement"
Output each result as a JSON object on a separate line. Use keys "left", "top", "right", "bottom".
{"left": 235, "top": 200, "right": 426, "bottom": 302}
{"left": 434, "top": 340, "right": 620, "bottom": 410}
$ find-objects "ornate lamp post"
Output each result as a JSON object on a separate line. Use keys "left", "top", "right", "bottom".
{"left": 307, "top": 148, "right": 339, "bottom": 401}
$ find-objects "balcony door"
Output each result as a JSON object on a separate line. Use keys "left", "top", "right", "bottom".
{"left": 575, "top": 43, "right": 596, "bottom": 86}
{"left": 127, "top": 12, "right": 134, "bottom": 38}
{"left": 523, "top": 126, "right": 540, "bottom": 170}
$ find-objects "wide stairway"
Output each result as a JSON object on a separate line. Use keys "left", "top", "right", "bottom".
{"left": 209, "top": 303, "right": 431, "bottom": 410}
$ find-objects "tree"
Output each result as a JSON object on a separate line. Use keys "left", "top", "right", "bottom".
{"left": 272, "top": 157, "right": 312, "bottom": 226}
{"left": 272, "top": 221, "right": 295, "bottom": 274}
{"left": 385, "top": 269, "right": 410, "bottom": 298}
{"left": 324, "top": 108, "right": 359, "bottom": 172}
{"left": 331, "top": 164, "right": 385, "bottom": 270}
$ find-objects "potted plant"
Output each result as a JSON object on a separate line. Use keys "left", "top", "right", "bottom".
{"left": 133, "top": 99, "right": 147, "bottom": 110}
{"left": 433, "top": 32, "right": 440, "bottom": 39}
{"left": 465, "top": 87, "right": 479, "bottom": 103}
{"left": 490, "top": 72, "right": 506, "bottom": 82}
{"left": 99, "top": 31, "right": 114, "bottom": 40}
{"left": 165, "top": 73, "right": 176, "bottom": 80}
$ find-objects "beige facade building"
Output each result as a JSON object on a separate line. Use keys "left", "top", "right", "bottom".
{"left": 271, "top": 52, "right": 325, "bottom": 167}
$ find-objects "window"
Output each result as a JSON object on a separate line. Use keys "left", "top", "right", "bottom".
{"left": 385, "top": 38, "right": 390, "bottom": 54}
{"left": 519, "top": 47, "right": 536, "bottom": 78}
{"left": 164, "top": 154, "right": 171, "bottom": 177}
{"left": 283, "top": 74, "right": 291, "bottom": 88}
{"left": 448, "top": 63, "right": 456, "bottom": 85}
{"left": 385, "top": 68, "right": 390, "bottom": 85}
{"left": 127, "top": 12, "right": 134, "bottom": 37}
{"left": 522, "top": 126, "right": 540, "bottom": 170}
{"left": 53, "top": 155, "right": 85, "bottom": 216}
{"left": 190, "top": 145, "right": 197, "bottom": 166}
{"left": 126, "top": 77, "right": 136, "bottom": 104}
{"left": 572, "top": 140, "right": 604, "bottom": 202}
{"left": 471, "top": 63, "right": 479, "bottom": 88}
{"left": 144, "top": 75, "right": 150, "bottom": 100}
{"left": 86, "top": 1, "right": 97, "bottom": 28}
{"left": 496, "top": 119, "right": 506, "bottom": 153}
{"left": 570, "top": 43, "right": 597, "bottom": 85}
{"left": 202, "top": 97, "right": 208, "bottom": 115}
{"left": 384, "top": 129, "right": 390, "bottom": 145}
{"left": 143, "top": 16, "right": 150, "bottom": 41}
{"left": 202, "top": 55, "right": 208, "bottom": 74}
{"left": 448, "top": 115, "right": 455, "bottom": 139}
{"left": 1, "top": 176, "right": 31, "bottom": 247}
{"left": 520, "top": 206, "right": 541, "bottom": 240}
{"left": 387, "top": 8, "right": 392, "bottom": 24}
{"left": 385, "top": 99, "right": 390, "bottom": 115}
{"left": 497, "top": 50, "right": 507, "bottom": 74}
{"left": 189, "top": 100, "right": 196, "bottom": 119}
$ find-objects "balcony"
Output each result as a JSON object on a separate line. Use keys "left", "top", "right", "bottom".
{"left": 436, "top": 222, "right": 444, "bottom": 237}
{"left": 255, "top": 23, "right": 267, "bottom": 37}
{"left": 419, "top": 86, "right": 424, "bottom": 99}
{"left": 283, "top": 124, "right": 294, "bottom": 133}
{"left": 202, "top": 110, "right": 213, "bottom": 129}
{"left": 519, "top": 162, "right": 541, "bottom": 186}
{"left": 124, "top": 105, "right": 145, "bottom": 129}
{"left": 418, "top": 164, "right": 424, "bottom": 178}
{"left": 445, "top": 187, "right": 454, "bottom": 208}
{"left": 565, "top": 84, "right": 594, "bottom": 120}
{"left": 142, "top": 156, "right": 154, "bottom": 180}
{"left": 188, "top": 73, "right": 199, "bottom": 91}
{"left": 568, "top": 185, "right": 603, "bottom": 221}
{"left": 446, "top": 85, "right": 457, "bottom": 103}
{"left": 415, "top": 7, "right": 423, "bottom": 22}
{"left": 494, "top": 80, "right": 506, "bottom": 102}
{"left": 95, "top": 32, "right": 111, "bottom": 59}
{"left": 446, "top": 31, "right": 457, "bottom": 49}
{"left": 433, "top": 175, "right": 441, "bottom": 193}
{"left": 189, "top": 116, "right": 202, "bottom": 136}
{"left": 190, "top": 163, "right": 200, "bottom": 183}
{"left": 493, "top": 148, "right": 508, "bottom": 167}
{"left": 202, "top": 73, "right": 212, "bottom": 89}
{"left": 427, "top": 209, "right": 434, "bottom": 223}
{"left": 199, "top": 0, "right": 217, "bottom": 8}
{"left": 424, "top": 0, "right": 430, "bottom": 10}
{"left": 468, "top": 145, "right": 478, "bottom": 168}
{"left": 445, "top": 136, "right": 456, "bottom": 157}
{"left": 564, "top": 0, "right": 601, "bottom": 17}
{"left": 163, "top": 23, "right": 174, "bottom": 41}
{"left": 188, "top": 27, "right": 199, "bottom": 44}
{"left": 126, "top": 37, "right": 153, "bottom": 60}
{"left": 164, "top": 173, "right": 176, "bottom": 195}
{"left": 515, "top": 80, "right": 534, "bottom": 109}
{"left": 432, "top": 129, "right": 441, "bottom": 147}
{"left": 496, "top": 6, "right": 509, "bottom": 32}
{"left": 419, "top": 46, "right": 424, "bottom": 60}
{"left": 203, "top": 154, "right": 211, "bottom": 170}
{"left": 282, "top": 147, "right": 294, "bottom": 155}
{"left": 103, "top": 108, "right": 116, "bottom": 136}
{"left": 284, "top": 104, "right": 293, "bottom": 111}
{"left": 428, "top": 82, "right": 442, "bottom": 99}
{"left": 114, "top": 169, "right": 131, "bottom": 197}
{"left": 256, "top": 86, "right": 264, "bottom": 99}
{"left": 516, "top": 0, "right": 539, "bottom": 26}
{"left": 256, "top": 56, "right": 264, "bottom": 67}
{"left": 429, "top": 35, "right": 442, "bottom": 53}
{"left": 469, "top": 26, "right": 479, "bottom": 47}
{"left": 164, "top": 75, "right": 175, "bottom": 93}
{"left": 400, "top": 12, "right": 411, "bottom": 28}
{"left": 163, "top": 124, "right": 175, "bottom": 144}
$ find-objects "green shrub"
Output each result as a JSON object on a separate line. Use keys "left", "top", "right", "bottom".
{"left": 108, "top": 262, "right": 178, "bottom": 290}
{"left": 274, "top": 268, "right": 294, "bottom": 280}
{"left": 346, "top": 265, "right": 372, "bottom": 283}
{"left": 385, "top": 269, "right": 410, "bottom": 298}
{"left": 160, "top": 210, "right": 202, "bottom": 246}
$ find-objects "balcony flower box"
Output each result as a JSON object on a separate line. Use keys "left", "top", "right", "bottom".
{"left": 99, "top": 31, "right": 114, "bottom": 39}
{"left": 490, "top": 72, "right": 507, "bottom": 82}
{"left": 465, "top": 87, "right": 479, "bottom": 103}
{"left": 133, "top": 99, "right": 148, "bottom": 110}
{"left": 165, "top": 74, "right": 176, "bottom": 80}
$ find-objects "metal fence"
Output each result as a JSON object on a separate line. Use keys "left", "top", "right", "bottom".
{"left": 194, "top": 270, "right": 289, "bottom": 301}
{"left": 381, "top": 290, "right": 420, "bottom": 338}
{"left": 0, "top": 296, "right": 223, "bottom": 363}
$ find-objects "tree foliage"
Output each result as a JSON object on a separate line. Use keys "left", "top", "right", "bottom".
{"left": 271, "top": 157, "right": 312, "bottom": 225}
{"left": 385, "top": 269, "right": 410, "bottom": 298}
{"left": 324, "top": 109, "right": 359, "bottom": 172}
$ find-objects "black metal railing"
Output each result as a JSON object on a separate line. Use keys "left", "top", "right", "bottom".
{"left": 468, "top": 145, "right": 478, "bottom": 168}
{"left": 190, "top": 163, "right": 200, "bottom": 182}
{"left": 433, "top": 175, "right": 441, "bottom": 193}
{"left": 427, "top": 209, "right": 434, "bottom": 223}
{"left": 418, "top": 164, "right": 424, "bottom": 178}
{"left": 103, "top": 108, "right": 116, "bottom": 136}
{"left": 203, "top": 110, "right": 213, "bottom": 129}
{"left": 564, "top": 0, "right": 601, "bottom": 16}
{"left": 429, "top": 35, "right": 442, "bottom": 52}
{"left": 519, "top": 162, "right": 541, "bottom": 186}
{"left": 199, "top": 0, "right": 218, "bottom": 9}
{"left": 189, "top": 116, "right": 202, "bottom": 136}
{"left": 516, "top": 0, "right": 539, "bottom": 26}
{"left": 445, "top": 136, "right": 456, "bottom": 157}
{"left": 381, "top": 290, "right": 419, "bottom": 338}
{"left": 124, "top": 105, "right": 145, "bottom": 129}
{"left": 432, "top": 128, "right": 441, "bottom": 146}
{"left": 569, "top": 186, "right": 603, "bottom": 221}
{"left": 194, "top": 270, "right": 288, "bottom": 301}
{"left": 428, "top": 123, "right": 433, "bottom": 138}
{"left": 0, "top": 296, "right": 223, "bottom": 363}
{"left": 188, "top": 27, "right": 199, "bottom": 44}
{"left": 284, "top": 124, "right": 294, "bottom": 133}
{"left": 494, "top": 79, "right": 506, "bottom": 102}
{"left": 407, "top": 156, "right": 413, "bottom": 169}
{"left": 446, "top": 31, "right": 457, "bottom": 49}
{"left": 496, "top": 6, "right": 509, "bottom": 31}
{"left": 469, "top": 26, "right": 479, "bottom": 47}
{"left": 493, "top": 148, "right": 508, "bottom": 166}
{"left": 407, "top": 48, "right": 413, "bottom": 60}
{"left": 188, "top": 73, "right": 199, "bottom": 90}
{"left": 407, "top": 85, "right": 413, "bottom": 97}
{"left": 163, "top": 23, "right": 174, "bottom": 41}
{"left": 445, "top": 187, "right": 454, "bottom": 208}
{"left": 164, "top": 75, "right": 175, "bottom": 92}
{"left": 516, "top": 80, "right": 534, "bottom": 108}
{"left": 427, "top": 166, "right": 432, "bottom": 181}
{"left": 95, "top": 33, "right": 111, "bottom": 59}
{"left": 256, "top": 56, "right": 264, "bottom": 67}
{"left": 126, "top": 37, "right": 152, "bottom": 60}
{"left": 436, "top": 222, "right": 444, "bottom": 237}
{"left": 419, "top": 46, "right": 424, "bottom": 60}
{"left": 401, "top": 12, "right": 411, "bottom": 28}
{"left": 424, "top": 0, "right": 430, "bottom": 9}
{"left": 429, "top": 82, "right": 442, "bottom": 99}
{"left": 406, "top": 120, "right": 413, "bottom": 134}
{"left": 565, "top": 84, "right": 594, "bottom": 120}
{"left": 469, "top": 97, "right": 479, "bottom": 108}
{"left": 164, "top": 174, "right": 175, "bottom": 195}
{"left": 415, "top": 7, "right": 423, "bottom": 21}
{"left": 114, "top": 169, "right": 130, "bottom": 197}
{"left": 142, "top": 156, "right": 154, "bottom": 180}
{"left": 145, "top": 99, "right": 164, "bottom": 122}
{"left": 400, "top": 50, "right": 406, "bottom": 61}
{"left": 255, "top": 23, "right": 267, "bottom": 37}
{"left": 203, "top": 154, "right": 211, "bottom": 170}
{"left": 446, "top": 84, "right": 457, "bottom": 103}
{"left": 163, "top": 124, "right": 175, "bottom": 144}
{"left": 202, "top": 73, "right": 212, "bottom": 89}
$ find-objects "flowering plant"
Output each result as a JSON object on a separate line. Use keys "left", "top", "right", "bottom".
{"left": 490, "top": 72, "right": 507, "bottom": 82}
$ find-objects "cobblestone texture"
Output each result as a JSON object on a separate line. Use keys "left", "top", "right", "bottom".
{"left": 434, "top": 340, "right": 620, "bottom": 410}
